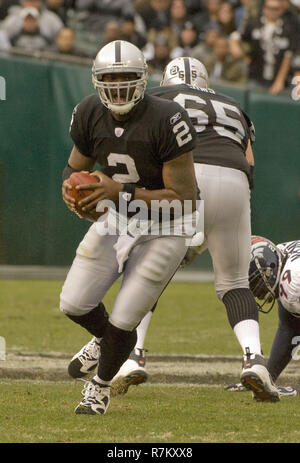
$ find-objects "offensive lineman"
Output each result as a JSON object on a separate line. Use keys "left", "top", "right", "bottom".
{"left": 60, "top": 42, "right": 198, "bottom": 415}
{"left": 69, "top": 57, "right": 280, "bottom": 403}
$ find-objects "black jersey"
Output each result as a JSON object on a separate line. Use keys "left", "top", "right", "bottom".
{"left": 69, "top": 93, "right": 196, "bottom": 191}
{"left": 148, "top": 84, "right": 255, "bottom": 182}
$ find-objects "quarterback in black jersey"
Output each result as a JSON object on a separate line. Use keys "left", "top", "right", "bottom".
{"left": 66, "top": 57, "right": 281, "bottom": 404}
{"left": 60, "top": 41, "right": 198, "bottom": 415}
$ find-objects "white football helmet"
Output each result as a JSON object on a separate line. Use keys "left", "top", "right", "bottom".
{"left": 92, "top": 40, "right": 148, "bottom": 115}
{"left": 161, "top": 57, "right": 208, "bottom": 88}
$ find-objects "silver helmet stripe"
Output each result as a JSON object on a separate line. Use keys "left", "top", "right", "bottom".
{"left": 183, "top": 57, "right": 191, "bottom": 85}
{"left": 115, "top": 40, "right": 121, "bottom": 63}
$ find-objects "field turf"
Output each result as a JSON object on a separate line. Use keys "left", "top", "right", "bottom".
{"left": 0, "top": 279, "right": 299, "bottom": 445}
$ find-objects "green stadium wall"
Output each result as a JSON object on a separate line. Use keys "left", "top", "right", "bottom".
{"left": 0, "top": 54, "right": 299, "bottom": 269}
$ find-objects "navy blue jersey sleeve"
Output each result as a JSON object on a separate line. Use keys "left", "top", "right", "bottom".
{"left": 156, "top": 103, "right": 197, "bottom": 162}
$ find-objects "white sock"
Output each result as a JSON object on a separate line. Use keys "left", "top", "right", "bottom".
{"left": 135, "top": 311, "right": 153, "bottom": 350}
{"left": 233, "top": 319, "right": 262, "bottom": 356}
{"left": 93, "top": 375, "right": 111, "bottom": 386}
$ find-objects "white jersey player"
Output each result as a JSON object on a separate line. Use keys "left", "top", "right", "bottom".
{"left": 226, "top": 236, "right": 300, "bottom": 396}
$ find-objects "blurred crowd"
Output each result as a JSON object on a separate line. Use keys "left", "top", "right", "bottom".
{"left": 0, "top": 0, "right": 299, "bottom": 94}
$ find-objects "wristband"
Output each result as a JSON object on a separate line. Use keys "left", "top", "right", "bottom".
{"left": 121, "top": 183, "right": 136, "bottom": 204}
{"left": 62, "top": 163, "right": 78, "bottom": 182}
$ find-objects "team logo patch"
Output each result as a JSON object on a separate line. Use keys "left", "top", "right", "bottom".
{"left": 115, "top": 127, "right": 124, "bottom": 137}
{"left": 170, "top": 112, "right": 182, "bottom": 125}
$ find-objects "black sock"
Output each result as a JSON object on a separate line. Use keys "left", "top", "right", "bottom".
{"left": 223, "top": 288, "right": 259, "bottom": 329}
{"left": 97, "top": 322, "right": 137, "bottom": 382}
{"left": 66, "top": 303, "right": 108, "bottom": 338}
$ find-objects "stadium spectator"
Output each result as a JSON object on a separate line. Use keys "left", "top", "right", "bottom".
{"left": 204, "top": 35, "right": 247, "bottom": 83}
{"left": 143, "top": 21, "right": 177, "bottom": 61}
{"left": 291, "top": 49, "right": 300, "bottom": 98}
{"left": 49, "top": 26, "right": 89, "bottom": 56}
{"left": 184, "top": 0, "right": 205, "bottom": 15}
{"left": 120, "top": 13, "right": 147, "bottom": 49}
{"left": 147, "top": 34, "right": 171, "bottom": 80}
{"left": 170, "top": 20, "right": 200, "bottom": 58}
{"left": 229, "top": 0, "right": 299, "bottom": 94}
{"left": 75, "top": 0, "right": 134, "bottom": 32}
{"left": 101, "top": 20, "right": 121, "bottom": 45}
{"left": 169, "top": 0, "right": 191, "bottom": 42}
{"left": 0, "top": 0, "right": 19, "bottom": 20}
{"left": 217, "top": 1, "right": 237, "bottom": 36}
{"left": 190, "top": 28, "right": 220, "bottom": 61}
{"left": 0, "top": 0, "right": 63, "bottom": 43}
{"left": 234, "top": 0, "right": 253, "bottom": 29}
{"left": 138, "top": 0, "right": 171, "bottom": 32}
{"left": 45, "top": 0, "right": 68, "bottom": 24}
{"left": 193, "top": 0, "right": 222, "bottom": 39}
{"left": 9, "top": 7, "right": 51, "bottom": 50}
{"left": 280, "top": 0, "right": 300, "bottom": 30}
{"left": 0, "top": 30, "right": 10, "bottom": 50}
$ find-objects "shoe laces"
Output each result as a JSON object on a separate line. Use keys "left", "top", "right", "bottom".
{"left": 81, "top": 380, "right": 110, "bottom": 405}
{"left": 80, "top": 338, "right": 100, "bottom": 362}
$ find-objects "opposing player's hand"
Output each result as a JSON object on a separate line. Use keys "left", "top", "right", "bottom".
{"left": 62, "top": 179, "right": 76, "bottom": 211}
{"left": 76, "top": 171, "right": 123, "bottom": 212}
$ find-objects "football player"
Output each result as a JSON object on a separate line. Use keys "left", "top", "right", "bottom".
{"left": 226, "top": 236, "right": 300, "bottom": 396}
{"left": 134, "top": 57, "right": 280, "bottom": 403}
{"left": 60, "top": 42, "right": 198, "bottom": 415}
{"left": 70, "top": 57, "right": 281, "bottom": 403}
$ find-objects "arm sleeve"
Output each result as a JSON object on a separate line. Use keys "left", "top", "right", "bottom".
{"left": 69, "top": 102, "right": 93, "bottom": 157}
{"left": 242, "top": 109, "right": 255, "bottom": 144}
{"left": 267, "top": 301, "right": 300, "bottom": 381}
{"left": 156, "top": 105, "right": 197, "bottom": 163}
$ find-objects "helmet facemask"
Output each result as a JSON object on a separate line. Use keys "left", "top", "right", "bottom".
{"left": 249, "top": 236, "right": 286, "bottom": 314}
{"left": 249, "top": 257, "right": 278, "bottom": 313}
{"left": 93, "top": 71, "right": 147, "bottom": 115}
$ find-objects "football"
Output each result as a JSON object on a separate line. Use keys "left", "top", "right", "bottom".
{"left": 68, "top": 171, "right": 107, "bottom": 221}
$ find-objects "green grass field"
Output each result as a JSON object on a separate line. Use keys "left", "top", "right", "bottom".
{"left": 1, "top": 279, "right": 299, "bottom": 444}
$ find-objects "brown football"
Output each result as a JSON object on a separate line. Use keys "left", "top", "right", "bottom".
{"left": 68, "top": 171, "right": 107, "bottom": 221}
